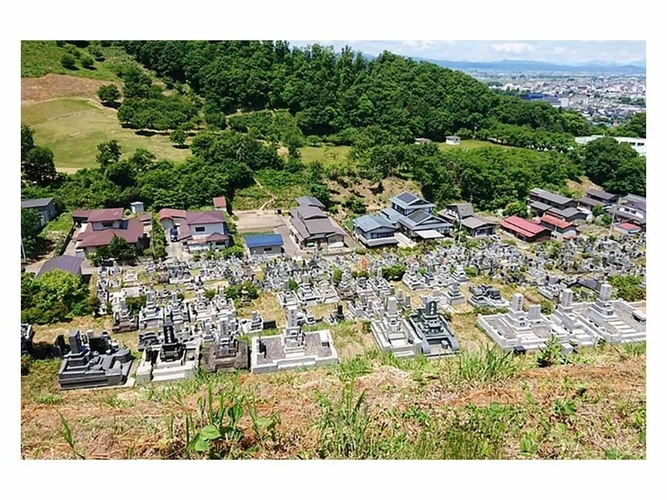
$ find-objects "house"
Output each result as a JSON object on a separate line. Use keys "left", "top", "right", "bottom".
{"left": 439, "top": 203, "right": 475, "bottom": 225}
{"left": 179, "top": 210, "right": 229, "bottom": 252}
{"left": 21, "top": 198, "right": 57, "bottom": 228}
{"left": 380, "top": 192, "right": 452, "bottom": 240}
{"left": 606, "top": 194, "right": 646, "bottom": 228}
{"left": 74, "top": 208, "right": 148, "bottom": 257}
{"left": 296, "top": 196, "right": 326, "bottom": 210}
{"left": 586, "top": 189, "right": 618, "bottom": 206}
{"left": 545, "top": 206, "right": 589, "bottom": 225}
{"left": 289, "top": 202, "right": 346, "bottom": 249}
{"left": 72, "top": 209, "right": 91, "bottom": 226}
{"left": 500, "top": 216, "right": 551, "bottom": 243}
{"left": 445, "top": 136, "right": 461, "bottom": 145}
{"left": 36, "top": 255, "right": 84, "bottom": 279}
{"left": 461, "top": 216, "right": 498, "bottom": 238}
{"left": 213, "top": 196, "right": 227, "bottom": 212}
{"left": 613, "top": 222, "right": 641, "bottom": 236}
{"left": 529, "top": 188, "right": 577, "bottom": 215}
{"left": 244, "top": 233, "right": 284, "bottom": 256}
{"left": 353, "top": 215, "right": 398, "bottom": 248}
{"left": 129, "top": 201, "right": 144, "bottom": 214}
{"left": 538, "top": 214, "right": 578, "bottom": 240}
{"left": 158, "top": 208, "right": 187, "bottom": 231}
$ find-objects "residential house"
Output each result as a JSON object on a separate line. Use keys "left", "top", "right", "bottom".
{"left": 213, "top": 196, "right": 228, "bottom": 213}
{"left": 74, "top": 208, "right": 148, "bottom": 257}
{"left": 353, "top": 215, "right": 398, "bottom": 248}
{"left": 158, "top": 208, "right": 187, "bottom": 232}
{"left": 500, "top": 216, "right": 551, "bottom": 243}
{"left": 613, "top": 222, "right": 641, "bottom": 236}
{"left": 578, "top": 188, "right": 618, "bottom": 211}
{"left": 529, "top": 188, "right": 587, "bottom": 225}
{"left": 438, "top": 203, "right": 497, "bottom": 238}
{"left": 36, "top": 255, "right": 85, "bottom": 279}
{"left": 179, "top": 210, "right": 229, "bottom": 253}
{"left": 538, "top": 214, "right": 578, "bottom": 240}
{"left": 380, "top": 192, "right": 452, "bottom": 240}
{"left": 244, "top": 233, "right": 284, "bottom": 256}
{"left": 21, "top": 198, "right": 57, "bottom": 228}
{"left": 289, "top": 201, "right": 346, "bottom": 249}
{"left": 606, "top": 194, "right": 646, "bottom": 228}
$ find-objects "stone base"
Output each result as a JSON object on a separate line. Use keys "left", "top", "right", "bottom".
{"left": 251, "top": 331, "right": 338, "bottom": 374}
{"left": 200, "top": 341, "right": 250, "bottom": 372}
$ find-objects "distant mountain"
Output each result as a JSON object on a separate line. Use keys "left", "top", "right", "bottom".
{"left": 365, "top": 54, "right": 646, "bottom": 75}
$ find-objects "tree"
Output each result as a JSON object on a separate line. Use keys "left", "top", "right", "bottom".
{"left": 97, "top": 84, "right": 121, "bottom": 106}
{"left": 592, "top": 205, "right": 605, "bottom": 217}
{"left": 106, "top": 235, "right": 137, "bottom": 264}
{"left": 96, "top": 140, "right": 122, "bottom": 167}
{"left": 581, "top": 137, "right": 645, "bottom": 196}
{"left": 21, "top": 208, "right": 42, "bottom": 259}
{"left": 21, "top": 269, "right": 91, "bottom": 324}
{"left": 504, "top": 201, "right": 528, "bottom": 218}
{"left": 21, "top": 125, "right": 35, "bottom": 161}
{"left": 22, "top": 146, "right": 57, "bottom": 186}
{"left": 81, "top": 55, "right": 95, "bottom": 69}
{"left": 61, "top": 53, "right": 77, "bottom": 69}
{"left": 170, "top": 127, "right": 188, "bottom": 147}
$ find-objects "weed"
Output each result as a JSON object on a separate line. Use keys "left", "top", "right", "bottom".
{"left": 36, "top": 394, "right": 62, "bottom": 405}
{"left": 537, "top": 335, "right": 571, "bottom": 368}
{"left": 519, "top": 431, "right": 540, "bottom": 457}
{"left": 57, "top": 411, "right": 84, "bottom": 459}
{"left": 451, "top": 346, "right": 518, "bottom": 386}
{"left": 336, "top": 355, "right": 373, "bottom": 383}
{"left": 552, "top": 398, "right": 577, "bottom": 421}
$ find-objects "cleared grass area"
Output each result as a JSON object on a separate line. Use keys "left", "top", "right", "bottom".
{"left": 299, "top": 145, "right": 351, "bottom": 166}
{"left": 436, "top": 139, "right": 514, "bottom": 151}
{"left": 22, "top": 98, "right": 191, "bottom": 172}
{"left": 21, "top": 41, "right": 132, "bottom": 81}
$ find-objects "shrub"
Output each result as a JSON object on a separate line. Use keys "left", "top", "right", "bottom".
{"left": 61, "top": 53, "right": 77, "bottom": 69}
{"left": 80, "top": 55, "right": 95, "bottom": 69}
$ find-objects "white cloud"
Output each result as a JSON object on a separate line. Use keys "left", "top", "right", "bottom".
{"left": 552, "top": 46, "right": 567, "bottom": 55}
{"left": 491, "top": 42, "right": 535, "bottom": 54}
{"left": 402, "top": 40, "right": 437, "bottom": 51}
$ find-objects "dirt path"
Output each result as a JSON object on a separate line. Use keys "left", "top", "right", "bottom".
{"left": 254, "top": 177, "right": 277, "bottom": 210}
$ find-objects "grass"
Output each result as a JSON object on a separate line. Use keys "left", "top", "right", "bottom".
{"left": 39, "top": 212, "right": 73, "bottom": 240}
{"left": 22, "top": 98, "right": 191, "bottom": 172}
{"left": 299, "top": 145, "right": 351, "bottom": 166}
{"left": 435, "top": 139, "right": 514, "bottom": 151}
{"left": 21, "top": 41, "right": 132, "bottom": 81}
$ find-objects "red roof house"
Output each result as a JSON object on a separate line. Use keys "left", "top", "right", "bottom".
{"left": 213, "top": 196, "right": 227, "bottom": 210}
{"left": 500, "top": 216, "right": 552, "bottom": 242}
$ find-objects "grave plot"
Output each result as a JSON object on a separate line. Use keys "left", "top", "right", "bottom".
{"left": 57, "top": 330, "right": 134, "bottom": 390}
{"left": 136, "top": 321, "right": 199, "bottom": 384}
{"left": 370, "top": 296, "right": 422, "bottom": 358}
{"left": 407, "top": 297, "right": 460, "bottom": 357}
{"left": 201, "top": 307, "right": 249, "bottom": 372}
{"left": 251, "top": 305, "right": 339, "bottom": 373}
{"left": 468, "top": 284, "right": 510, "bottom": 309}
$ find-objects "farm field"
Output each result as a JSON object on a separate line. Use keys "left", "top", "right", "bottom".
{"left": 21, "top": 97, "right": 191, "bottom": 172}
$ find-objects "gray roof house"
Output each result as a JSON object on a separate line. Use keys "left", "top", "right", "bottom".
{"left": 353, "top": 214, "right": 398, "bottom": 248}
{"left": 35, "top": 255, "right": 85, "bottom": 279}
{"left": 296, "top": 196, "right": 326, "bottom": 210}
{"left": 380, "top": 192, "right": 451, "bottom": 239}
{"left": 289, "top": 204, "right": 346, "bottom": 248}
{"left": 21, "top": 197, "right": 57, "bottom": 228}
{"left": 529, "top": 188, "right": 577, "bottom": 212}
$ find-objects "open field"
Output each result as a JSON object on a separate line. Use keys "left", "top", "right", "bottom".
{"left": 21, "top": 41, "right": 133, "bottom": 81}
{"left": 298, "top": 145, "right": 352, "bottom": 166}
{"left": 22, "top": 97, "right": 191, "bottom": 172}
{"left": 435, "top": 139, "right": 514, "bottom": 151}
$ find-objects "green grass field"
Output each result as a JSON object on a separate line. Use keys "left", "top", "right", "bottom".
{"left": 436, "top": 139, "right": 513, "bottom": 151}
{"left": 22, "top": 98, "right": 191, "bottom": 172}
{"left": 21, "top": 41, "right": 132, "bottom": 81}
{"left": 299, "top": 145, "right": 351, "bottom": 165}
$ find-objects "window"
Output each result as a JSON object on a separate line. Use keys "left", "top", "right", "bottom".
{"left": 264, "top": 247, "right": 273, "bottom": 252}
{"left": 195, "top": 226, "right": 205, "bottom": 233}
{"left": 102, "top": 222, "right": 113, "bottom": 228}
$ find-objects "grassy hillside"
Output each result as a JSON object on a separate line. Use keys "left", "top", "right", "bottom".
{"left": 21, "top": 98, "right": 191, "bottom": 172}
{"left": 21, "top": 41, "right": 132, "bottom": 81}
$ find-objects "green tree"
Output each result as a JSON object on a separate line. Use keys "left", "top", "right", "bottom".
{"left": 106, "top": 235, "right": 137, "bottom": 264}
{"left": 21, "top": 208, "right": 42, "bottom": 259}
{"left": 581, "top": 137, "right": 645, "bottom": 196}
{"left": 504, "top": 201, "right": 528, "bottom": 218}
{"left": 80, "top": 55, "right": 95, "bottom": 69}
{"left": 96, "top": 140, "right": 122, "bottom": 167}
{"left": 97, "top": 84, "right": 121, "bottom": 106}
{"left": 170, "top": 127, "right": 188, "bottom": 147}
{"left": 592, "top": 205, "right": 605, "bottom": 217}
{"left": 61, "top": 53, "right": 77, "bottom": 69}
{"left": 21, "top": 269, "right": 91, "bottom": 324}
{"left": 21, "top": 125, "right": 35, "bottom": 161}
{"left": 22, "top": 146, "right": 57, "bottom": 186}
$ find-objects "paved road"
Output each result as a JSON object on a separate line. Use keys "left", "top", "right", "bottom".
{"left": 274, "top": 221, "right": 300, "bottom": 257}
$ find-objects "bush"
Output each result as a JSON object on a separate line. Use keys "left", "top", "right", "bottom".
{"left": 382, "top": 264, "right": 406, "bottom": 281}
{"left": 61, "top": 53, "right": 77, "bottom": 69}
{"left": 21, "top": 355, "right": 31, "bottom": 376}
{"left": 537, "top": 335, "right": 570, "bottom": 368}
{"left": 464, "top": 266, "right": 479, "bottom": 278}
{"left": 80, "top": 55, "right": 95, "bottom": 69}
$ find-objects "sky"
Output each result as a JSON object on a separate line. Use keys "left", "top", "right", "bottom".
{"left": 288, "top": 41, "right": 646, "bottom": 65}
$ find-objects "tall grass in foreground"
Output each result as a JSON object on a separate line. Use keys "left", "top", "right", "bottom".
{"left": 450, "top": 347, "right": 519, "bottom": 386}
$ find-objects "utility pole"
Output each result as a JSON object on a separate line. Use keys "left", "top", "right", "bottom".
{"left": 608, "top": 199, "right": 619, "bottom": 239}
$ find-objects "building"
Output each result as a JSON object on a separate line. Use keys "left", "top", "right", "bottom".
{"left": 380, "top": 192, "right": 452, "bottom": 240}
{"left": 74, "top": 208, "right": 148, "bottom": 257}
{"left": 613, "top": 222, "right": 641, "bottom": 236}
{"left": 575, "top": 136, "right": 646, "bottom": 156}
{"left": 35, "top": 255, "right": 84, "bottom": 279}
{"left": 438, "top": 203, "right": 497, "bottom": 238}
{"left": 606, "top": 194, "right": 646, "bottom": 228}
{"left": 158, "top": 208, "right": 187, "bottom": 232}
{"left": 445, "top": 136, "right": 461, "bottom": 145}
{"left": 244, "top": 233, "right": 284, "bottom": 256}
{"left": 578, "top": 188, "right": 618, "bottom": 211}
{"left": 353, "top": 215, "right": 398, "bottom": 248}
{"left": 529, "top": 188, "right": 577, "bottom": 214}
{"left": 500, "top": 215, "right": 551, "bottom": 242}
{"left": 538, "top": 214, "right": 578, "bottom": 240}
{"left": 21, "top": 198, "right": 57, "bottom": 228}
{"left": 213, "top": 196, "right": 228, "bottom": 213}
{"left": 289, "top": 199, "right": 346, "bottom": 249}
{"left": 129, "top": 201, "right": 144, "bottom": 214}
{"left": 178, "top": 210, "right": 229, "bottom": 252}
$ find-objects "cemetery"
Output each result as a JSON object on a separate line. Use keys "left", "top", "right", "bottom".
{"left": 370, "top": 296, "right": 423, "bottom": 357}
{"left": 408, "top": 297, "right": 460, "bottom": 356}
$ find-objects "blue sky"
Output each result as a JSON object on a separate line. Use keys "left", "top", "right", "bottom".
{"left": 288, "top": 41, "right": 646, "bottom": 65}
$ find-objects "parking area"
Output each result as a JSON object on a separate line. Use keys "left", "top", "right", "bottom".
{"left": 233, "top": 210, "right": 301, "bottom": 257}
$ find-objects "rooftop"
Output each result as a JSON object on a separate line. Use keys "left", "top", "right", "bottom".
{"left": 354, "top": 214, "right": 395, "bottom": 232}
{"left": 296, "top": 196, "right": 325, "bottom": 210}
{"left": 390, "top": 191, "right": 434, "bottom": 210}
{"left": 539, "top": 214, "right": 574, "bottom": 230}
{"left": 35, "top": 255, "right": 84, "bottom": 279}
{"left": 244, "top": 233, "right": 284, "bottom": 248}
{"left": 76, "top": 218, "right": 144, "bottom": 248}
{"left": 213, "top": 196, "right": 227, "bottom": 209}
{"left": 158, "top": 208, "right": 187, "bottom": 221}
{"left": 87, "top": 208, "right": 124, "bottom": 223}
{"left": 462, "top": 215, "right": 497, "bottom": 230}
{"left": 587, "top": 188, "right": 617, "bottom": 201}
{"left": 21, "top": 197, "right": 54, "bottom": 209}
{"left": 500, "top": 216, "right": 549, "bottom": 238}
{"left": 185, "top": 210, "right": 225, "bottom": 225}
{"left": 529, "top": 188, "right": 573, "bottom": 207}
